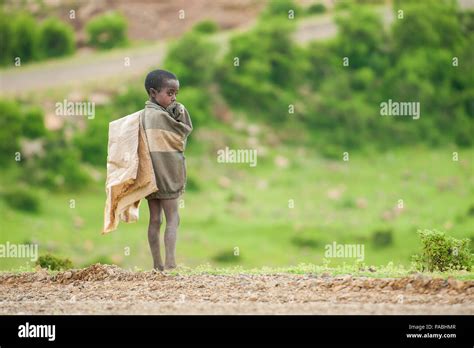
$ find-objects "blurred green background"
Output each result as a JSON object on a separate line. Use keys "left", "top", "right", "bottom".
{"left": 0, "top": 0, "right": 473, "bottom": 271}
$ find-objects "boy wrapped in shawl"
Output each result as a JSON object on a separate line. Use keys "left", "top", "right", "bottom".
{"left": 142, "top": 100, "right": 193, "bottom": 199}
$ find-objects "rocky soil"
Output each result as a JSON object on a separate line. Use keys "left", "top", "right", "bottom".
{"left": 1, "top": 264, "right": 473, "bottom": 314}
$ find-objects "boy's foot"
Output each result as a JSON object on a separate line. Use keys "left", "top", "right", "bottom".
{"left": 154, "top": 264, "right": 164, "bottom": 271}
{"left": 164, "top": 263, "right": 176, "bottom": 270}
{"left": 150, "top": 268, "right": 165, "bottom": 275}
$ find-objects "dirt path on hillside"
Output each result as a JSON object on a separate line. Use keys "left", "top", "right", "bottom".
{"left": 0, "top": 43, "right": 168, "bottom": 96}
{"left": 1, "top": 264, "right": 473, "bottom": 315}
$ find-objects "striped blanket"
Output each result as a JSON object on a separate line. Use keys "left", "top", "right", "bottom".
{"left": 141, "top": 101, "right": 193, "bottom": 199}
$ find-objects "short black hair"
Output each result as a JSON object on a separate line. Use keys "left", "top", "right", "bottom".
{"left": 144, "top": 69, "right": 177, "bottom": 95}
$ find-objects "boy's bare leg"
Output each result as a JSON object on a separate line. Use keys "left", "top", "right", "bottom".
{"left": 147, "top": 199, "right": 164, "bottom": 271}
{"left": 161, "top": 198, "right": 180, "bottom": 270}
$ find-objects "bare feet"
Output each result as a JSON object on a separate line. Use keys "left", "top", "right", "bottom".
{"left": 165, "top": 262, "right": 176, "bottom": 270}
{"left": 154, "top": 263, "right": 164, "bottom": 271}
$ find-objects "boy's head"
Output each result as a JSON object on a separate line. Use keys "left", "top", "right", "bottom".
{"left": 145, "top": 69, "right": 179, "bottom": 108}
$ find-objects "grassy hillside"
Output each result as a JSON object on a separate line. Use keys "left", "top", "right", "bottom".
{"left": 1, "top": 140, "right": 472, "bottom": 271}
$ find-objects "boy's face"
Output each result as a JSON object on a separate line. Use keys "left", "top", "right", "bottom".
{"left": 150, "top": 79, "right": 179, "bottom": 108}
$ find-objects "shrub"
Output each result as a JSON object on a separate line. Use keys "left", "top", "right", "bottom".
{"left": 185, "top": 175, "right": 200, "bottom": 192}
{"left": 86, "top": 12, "right": 128, "bottom": 49}
{"left": 339, "top": 197, "right": 356, "bottom": 209}
{"left": 23, "top": 106, "right": 47, "bottom": 139}
{"left": 307, "top": 3, "right": 326, "bottom": 15}
{"left": 217, "top": 19, "right": 304, "bottom": 123}
{"left": 318, "top": 143, "right": 345, "bottom": 160}
{"left": 2, "top": 186, "right": 40, "bottom": 213}
{"left": 391, "top": 0, "right": 462, "bottom": 53}
{"left": 305, "top": 41, "right": 336, "bottom": 87}
{"left": 36, "top": 253, "right": 73, "bottom": 271}
{"left": 73, "top": 116, "right": 109, "bottom": 167}
{"left": 291, "top": 236, "right": 320, "bottom": 249}
{"left": 0, "top": 13, "right": 76, "bottom": 65}
{"left": 412, "top": 229, "right": 472, "bottom": 272}
{"left": 212, "top": 250, "right": 240, "bottom": 263}
{"left": 334, "top": 6, "right": 387, "bottom": 71}
{"left": 40, "top": 134, "right": 90, "bottom": 190}
{"left": 193, "top": 20, "right": 219, "bottom": 34}
{"left": 39, "top": 18, "right": 75, "bottom": 58}
{"left": 372, "top": 229, "right": 393, "bottom": 247}
{"left": 261, "top": 0, "right": 302, "bottom": 19}
{"left": 11, "top": 13, "right": 40, "bottom": 63}
{"left": 24, "top": 131, "right": 91, "bottom": 190}
{"left": 164, "top": 31, "right": 218, "bottom": 87}
{"left": 0, "top": 99, "right": 23, "bottom": 165}
{"left": 467, "top": 204, "right": 474, "bottom": 217}
{"left": 0, "top": 11, "right": 14, "bottom": 65}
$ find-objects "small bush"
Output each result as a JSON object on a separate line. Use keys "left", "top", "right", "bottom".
{"left": 0, "top": 13, "right": 76, "bottom": 65}
{"left": 2, "top": 186, "right": 40, "bottom": 213}
{"left": 467, "top": 203, "right": 474, "bottom": 217}
{"left": 212, "top": 250, "right": 240, "bottom": 263}
{"left": 25, "top": 131, "right": 91, "bottom": 190}
{"left": 0, "top": 99, "right": 23, "bottom": 165}
{"left": 318, "top": 144, "right": 344, "bottom": 160}
{"left": 23, "top": 106, "right": 47, "bottom": 139}
{"left": 193, "top": 20, "right": 219, "bottom": 34}
{"left": 86, "top": 12, "right": 128, "bottom": 49}
{"left": 340, "top": 197, "right": 356, "bottom": 209}
{"left": 0, "top": 11, "right": 14, "bottom": 65}
{"left": 11, "top": 13, "right": 40, "bottom": 63}
{"left": 73, "top": 118, "right": 109, "bottom": 167}
{"left": 185, "top": 175, "right": 200, "bottom": 192}
{"left": 42, "top": 141, "right": 90, "bottom": 190}
{"left": 291, "top": 236, "right": 320, "bottom": 249}
{"left": 307, "top": 3, "right": 326, "bottom": 15}
{"left": 261, "top": 0, "right": 302, "bottom": 19}
{"left": 334, "top": 1, "right": 351, "bottom": 10}
{"left": 372, "top": 229, "right": 393, "bottom": 247}
{"left": 164, "top": 31, "right": 218, "bottom": 87}
{"left": 39, "top": 18, "right": 75, "bottom": 58}
{"left": 217, "top": 19, "right": 303, "bottom": 123}
{"left": 413, "top": 229, "right": 472, "bottom": 272}
{"left": 36, "top": 253, "right": 73, "bottom": 271}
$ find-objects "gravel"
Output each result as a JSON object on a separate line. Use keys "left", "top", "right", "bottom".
{"left": 1, "top": 264, "right": 473, "bottom": 315}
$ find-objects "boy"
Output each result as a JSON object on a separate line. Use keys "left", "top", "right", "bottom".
{"left": 142, "top": 69, "right": 193, "bottom": 270}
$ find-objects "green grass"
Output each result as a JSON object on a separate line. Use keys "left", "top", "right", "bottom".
{"left": 166, "top": 262, "right": 474, "bottom": 281}
{"left": 2, "top": 261, "right": 472, "bottom": 281}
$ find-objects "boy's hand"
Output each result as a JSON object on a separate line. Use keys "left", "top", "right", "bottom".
{"left": 167, "top": 102, "right": 185, "bottom": 122}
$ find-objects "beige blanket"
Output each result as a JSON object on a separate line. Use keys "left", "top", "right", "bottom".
{"left": 102, "top": 110, "right": 157, "bottom": 234}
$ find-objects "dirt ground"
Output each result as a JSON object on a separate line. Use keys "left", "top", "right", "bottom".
{"left": 1, "top": 264, "right": 473, "bottom": 315}
{"left": 23, "top": 0, "right": 268, "bottom": 42}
